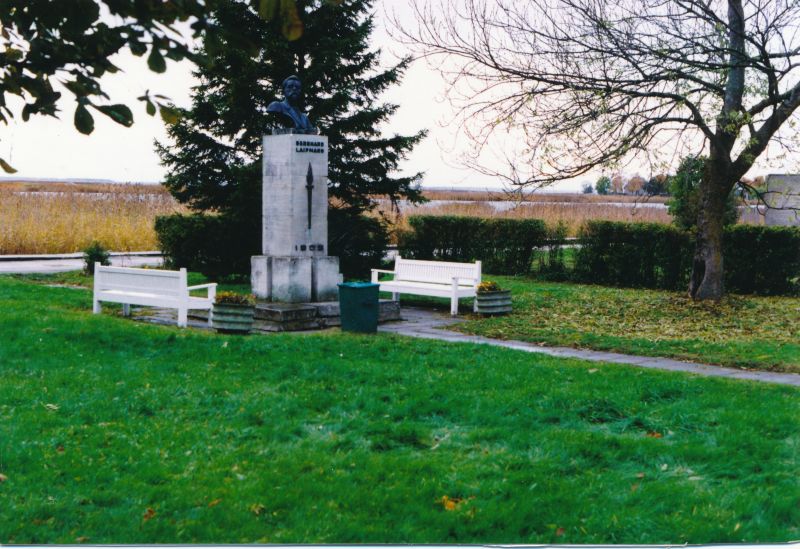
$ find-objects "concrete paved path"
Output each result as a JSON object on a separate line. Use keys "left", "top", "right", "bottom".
{"left": 0, "top": 252, "right": 162, "bottom": 274}
{"left": 380, "top": 307, "right": 800, "bottom": 387}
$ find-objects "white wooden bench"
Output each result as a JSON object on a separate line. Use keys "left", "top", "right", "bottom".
{"left": 371, "top": 256, "right": 482, "bottom": 316}
{"left": 93, "top": 264, "right": 217, "bottom": 328}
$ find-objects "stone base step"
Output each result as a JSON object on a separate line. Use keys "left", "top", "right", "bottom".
{"left": 190, "top": 299, "right": 401, "bottom": 332}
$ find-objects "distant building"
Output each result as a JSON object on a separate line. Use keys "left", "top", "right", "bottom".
{"left": 764, "top": 174, "right": 800, "bottom": 226}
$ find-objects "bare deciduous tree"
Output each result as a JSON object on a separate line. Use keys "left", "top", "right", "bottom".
{"left": 399, "top": 0, "right": 800, "bottom": 300}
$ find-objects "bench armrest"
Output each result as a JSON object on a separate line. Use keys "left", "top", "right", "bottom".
{"left": 187, "top": 283, "right": 217, "bottom": 301}
{"left": 371, "top": 269, "right": 395, "bottom": 283}
{"left": 187, "top": 283, "right": 218, "bottom": 290}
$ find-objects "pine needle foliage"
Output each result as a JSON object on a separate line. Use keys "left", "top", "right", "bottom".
{"left": 157, "top": 0, "right": 425, "bottom": 277}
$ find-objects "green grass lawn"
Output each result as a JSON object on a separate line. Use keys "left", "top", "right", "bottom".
{"left": 449, "top": 277, "right": 800, "bottom": 374}
{"left": 17, "top": 270, "right": 800, "bottom": 371}
{"left": 0, "top": 275, "right": 798, "bottom": 543}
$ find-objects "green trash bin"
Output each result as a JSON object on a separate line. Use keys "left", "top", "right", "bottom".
{"left": 338, "top": 282, "right": 380, "bottom": 333}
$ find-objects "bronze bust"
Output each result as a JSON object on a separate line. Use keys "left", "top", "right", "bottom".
{"left": 266, "top": 75, "right": 317, "bottom": 134}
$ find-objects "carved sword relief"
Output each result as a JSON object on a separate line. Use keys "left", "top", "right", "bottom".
{"left": 305, "top": 162, "right": 314, "bottom": 230}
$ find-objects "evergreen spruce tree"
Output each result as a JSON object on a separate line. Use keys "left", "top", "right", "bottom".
{"left": 156, "top": 0, "right": 425, "bottom": 278}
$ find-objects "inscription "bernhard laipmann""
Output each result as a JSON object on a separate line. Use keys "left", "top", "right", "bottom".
{"left": 295, "top": 139, "right": 325, "bottom": 153}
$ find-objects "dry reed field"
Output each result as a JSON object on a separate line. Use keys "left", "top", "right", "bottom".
{"left": 0, "top": 183, "right": 184, "bottom": 254}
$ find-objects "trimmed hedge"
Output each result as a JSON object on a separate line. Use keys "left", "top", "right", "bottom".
{"left": 400, "top": 216, "right": 799, "bottom": 294}
{"left": 398, "top": 216, "right": 548, "bottom": 275}
{"left": 155, "top": 214, "right": 258, "bottom": 279}
{"left": 155, "top": 210, "right": 391, "bottom": 280}
{"left": 724, "top": 224, "right": 800, "bottom": 295}
{"left": 573, "top": 221, "right": 694, "bottom": 290}
{"left": 573, "top": 220, "right": 800, "bottom": 295}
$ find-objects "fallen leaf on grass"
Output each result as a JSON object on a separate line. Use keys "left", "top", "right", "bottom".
{"left": 635, "top": 472, "right": 645, "bottom": 479}
{"left": 646, "top": 432, "right": 663, "bottom": 438}
{"left": 734, "top": 522, "right": 741, "bottom": 532}
{"left": 0, "top": 473, "right": 7, "bottom": 483}
{"left": 630, "top": 483, "right": 640, "bottom": 492}
{"left": 250, "top": 503, "right": 266, "bottom": 516}
{"left": 588, "top": 368, "right": 599, "bottom": 374}
{"left": 75, "top": 537, "right": 89, "bottom": 543}
{"left": 208, "top": 498, "right": 222, "bottom": 507}
{"left": 142, "top": 508, "right": 156, "bottom": 521}
{"left": 439, "top": 495, "right": 473, "bottom": 511}
{"left": 44, "top": 403, "right": 60, "bottom": 411}
{"left": 556, "top": 527, "right": 565, "bottom": 537}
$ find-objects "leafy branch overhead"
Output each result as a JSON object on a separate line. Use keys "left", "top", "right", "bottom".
{"left": 0, "top": 0, "right": 334, "bottom": 173}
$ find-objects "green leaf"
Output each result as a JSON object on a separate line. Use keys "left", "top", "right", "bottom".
{"left": 95, "top": 104, "right": 133, "bottom": 127}
{"left": 159, "top": 105, "right": 181, "bottom": 125}
{"left": 0, "top": 157, "right": 17, "bottom": 174}
{"left": 130, "top": 41, "right": 147, "bottom": 57}
{"left": 74, "top": 104, "right": 94, "bottom": 135}
{"left": 147, "top": 47, "right": 167, "bottom": 73}
{"left": 146, "top": 99, "right": 156, "bottom": 116}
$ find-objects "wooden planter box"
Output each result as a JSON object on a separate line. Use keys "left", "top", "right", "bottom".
{"left": 475, "top": 290, "right": 512, "bottom": 315}
{"left": 212, "top": 302, "right": 255, "bottom": 334}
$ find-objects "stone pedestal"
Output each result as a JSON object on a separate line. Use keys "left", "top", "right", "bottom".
{"left": 252, "top": 133, "right": 342, "bottom": 302}
{"left": 251, "top": 255, "right": 341, "bottom": 303}
{"left": 765, "top": 174, "right": 800, "bottom": 227}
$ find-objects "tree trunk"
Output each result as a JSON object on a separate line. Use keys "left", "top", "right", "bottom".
{"left": 688, "top": 164, "right": 728, "bottom": 301}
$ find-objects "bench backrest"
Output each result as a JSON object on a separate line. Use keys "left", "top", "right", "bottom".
{"left": 394, "top": 256, "right": 481, "bottom": 286}
{"left": 94, "top": 265, "right": 187, "bottom": 297}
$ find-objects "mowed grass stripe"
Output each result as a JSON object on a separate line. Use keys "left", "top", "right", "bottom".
{"left": 0, "top": 277, "right": 798, "bottom": 543}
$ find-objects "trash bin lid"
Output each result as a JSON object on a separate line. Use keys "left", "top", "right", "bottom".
{"left": 338, "top": 282, "right": 379, "bottom": 288}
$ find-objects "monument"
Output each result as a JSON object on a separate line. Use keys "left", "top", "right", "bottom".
{"left": 764, "top": 174, "right": 800, "bottom": 227}
{"left": 251, "top": 76, "right": 342, "bottom": 302}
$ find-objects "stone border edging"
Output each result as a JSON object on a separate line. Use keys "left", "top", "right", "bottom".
{"left": 380, "top": 308, "right": 800, "bottom": 387}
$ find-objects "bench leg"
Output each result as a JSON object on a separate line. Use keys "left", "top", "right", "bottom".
{"left": 450, "top": 295, "right": 458, "bottom": 316}
{"left": 122, "top": 303, "right": 130, "bottom": 317}
{"left": 207, "top": 307, "right": 213, "bottom": 327}
{"left": 177, "top": 307, "right": 188, "bottom": 328}
{"left": 93, "top": 299, "right": 101, "bottom": 314}
{"left": 392, "top": 292, "right": 399, "bottom": 302}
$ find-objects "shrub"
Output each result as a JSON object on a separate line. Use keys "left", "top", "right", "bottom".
{"left": 667, "top": 156, "right": 739, "bottom": 230}
{"left": 573, "top": 220, "right": 800, "bottom": 295}
{"left": 154, "top": 214, "right": 258, "bottom": 280}
{"left": 536, "top": 221, "right": 569, "bottom": 280}
{"left": 156, "top": 210, "right": 388, "bottom": 281}
{"left": 574, "top": 221, "right": 693, "bottom": 290}
{"left": 83, "top": 241, "right": 111, "bottom": 275}
{"left": 723, "top": 225, "right": 800, "bottom": 295}
{"left": 398, "top": 215, "right": 548, "bottom": 275}
{"left": 329, "top": 209, "right": 391, "bottom": 279}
